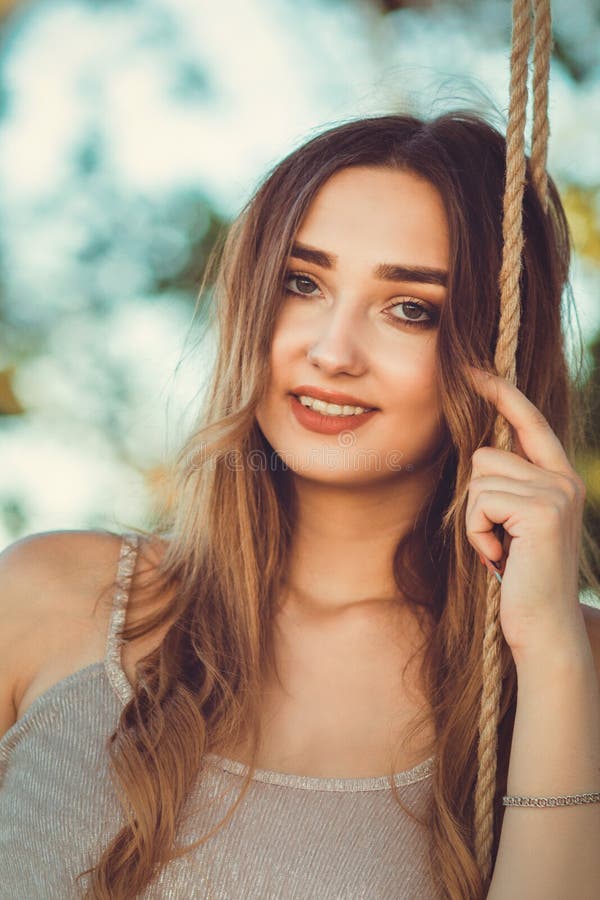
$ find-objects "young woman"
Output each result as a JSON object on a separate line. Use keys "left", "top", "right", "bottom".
{"left": 1, "top": 111, "right": 599, "bottom": 900}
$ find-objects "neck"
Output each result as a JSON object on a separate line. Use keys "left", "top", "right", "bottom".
{"left": 280, "top": 466, "right": 436, "bottom": 619}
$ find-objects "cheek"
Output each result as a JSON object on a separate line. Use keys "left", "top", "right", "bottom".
{"left": 269, "top": 341, "right": 287, "bottom": 385}
{"left": 383, "top": 351, "right": 443, "bottom": 452}
{"left": 255, "top": 334, "right": 288, "bottom": 431}
{"left": 270, "top": 318, "right": 297, "bottom": 372}
{"left": 389, "top": 342, "right": 440, "bottom": 405}
{"left": 260, "top": 326, "right": 301, "bottom": 411}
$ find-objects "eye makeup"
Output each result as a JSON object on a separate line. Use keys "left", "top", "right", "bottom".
{"left": 282, "top": 270, "right": 439, "bottom": 331}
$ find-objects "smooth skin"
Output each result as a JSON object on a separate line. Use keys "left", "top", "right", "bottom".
{"left": 252, "top": 166, "right": 451, "bottom": 772}
{"left": 466, "top": 365, "right": 589, "bottom": 663}
{"left": 255, "top": 166, "right": 448, "bottom": 615}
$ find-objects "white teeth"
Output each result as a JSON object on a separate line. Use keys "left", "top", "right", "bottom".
{"left": 296, "top": 394, "right": 372, "bottom": 416}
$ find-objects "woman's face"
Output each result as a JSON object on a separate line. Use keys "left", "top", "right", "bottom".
{"left": 255, "top": 165, "right": 450, "bottom": 486}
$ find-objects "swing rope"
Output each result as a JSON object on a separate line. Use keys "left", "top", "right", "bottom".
{"left": 473, "top": 0, "right": 552, "bottom": 883}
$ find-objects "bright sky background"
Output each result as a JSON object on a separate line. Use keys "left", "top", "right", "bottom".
{"left": 0, "top": 0, "right": 598, "bottom": 547}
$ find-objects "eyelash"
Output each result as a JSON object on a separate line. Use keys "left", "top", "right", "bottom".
{"left": 282, "top": 271, "right": 437, "bottom": 330}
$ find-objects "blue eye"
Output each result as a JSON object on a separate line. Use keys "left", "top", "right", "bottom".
{"left": 282, "top": 270, "right": 438, "bottom": 331}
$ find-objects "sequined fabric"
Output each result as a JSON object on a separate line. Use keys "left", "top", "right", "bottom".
{"left": 0, "top": 533, "right": 440, "bottom": 899}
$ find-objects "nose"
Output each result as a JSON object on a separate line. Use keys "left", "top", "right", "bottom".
{"left": 306, "top": 306, "right": 368, "bottom": 377}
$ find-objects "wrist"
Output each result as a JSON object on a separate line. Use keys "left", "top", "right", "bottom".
{"left": 509, "top": 611, "right": 592, "bottom": 676}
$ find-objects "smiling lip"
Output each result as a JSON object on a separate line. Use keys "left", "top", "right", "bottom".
{"left": 289, "top": 385, "right": 378, "bottom": 409}
{"left": 290, "top": 394, "right": 378, "bottom": 434}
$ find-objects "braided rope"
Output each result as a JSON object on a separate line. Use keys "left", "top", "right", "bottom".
{"left": 473, "top": 0, "right": 552, "bottom": 883}
{"left": 531, "top": 0, "right": 552, "bottom": 213}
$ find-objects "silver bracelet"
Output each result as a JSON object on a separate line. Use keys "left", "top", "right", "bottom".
{"left": 503, "top": 791, "right": 600, "bottom": 807}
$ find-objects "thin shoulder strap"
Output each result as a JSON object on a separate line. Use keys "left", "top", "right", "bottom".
{"left": 104, "top": 532, "right": 140, "bottom": 704}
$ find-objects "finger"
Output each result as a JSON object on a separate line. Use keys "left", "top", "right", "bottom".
{"left": 468, "top": 475, "right": 536, "bottom": 501}
{"left": 466, "top": 478, "right": 532, "bottom": 562}
{"left": 466, "top": 489, "right": 531, "bottom": 561}
{"left": 467, "top": 366, "right": 571, "bottom": 475}
{"left": 470, "top": 446, "right": 556, "bottom": 484}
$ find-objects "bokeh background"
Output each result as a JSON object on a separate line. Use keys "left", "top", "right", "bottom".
{"left": 0, "top": 0, "right": 599, "bottom": 591}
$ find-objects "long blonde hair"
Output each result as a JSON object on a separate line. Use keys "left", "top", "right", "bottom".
{"left": 78, "top": 110, "right": 599, "bottom": 899}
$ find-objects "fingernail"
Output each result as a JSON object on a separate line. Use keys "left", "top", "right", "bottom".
{"left": 478, "top": 553, "right": 504, "bottom": 584}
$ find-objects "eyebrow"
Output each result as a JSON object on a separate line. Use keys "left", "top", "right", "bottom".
{"left": 290, "top": 241, "right": 448, "bottom": 288}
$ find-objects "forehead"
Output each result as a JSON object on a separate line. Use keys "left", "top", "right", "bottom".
{"left": 295, "top": 166, "right": 449, "bottom": 271}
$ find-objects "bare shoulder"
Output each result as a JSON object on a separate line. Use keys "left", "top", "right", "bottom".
{"left": 0, "top": 529, "right": 125, "bottom": 634}
{"left": 0, "top": 529, "right": 170, "bottom": 739}
{"left": 0, "top": 528, "right": 124, "bottom": 597}
{"left": 0, "top": 530, "right": 124, "bottom": 735}
{"left": 581, "top": 601, "right": 600, "bottom": 684}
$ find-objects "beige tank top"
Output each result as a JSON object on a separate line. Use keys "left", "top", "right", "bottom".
{"left": 0, "top": 532, "right": 439, "bottom": 898}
